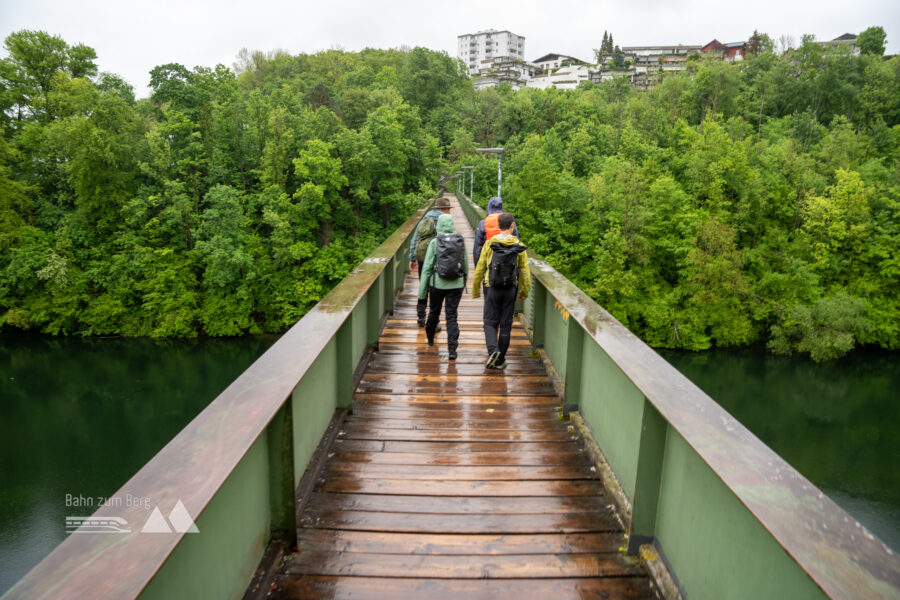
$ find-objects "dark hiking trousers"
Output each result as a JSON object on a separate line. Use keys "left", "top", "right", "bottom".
{"left": 416, "top": 259, "right": 427, "bottom": 321}
{"left": 426, "top": 287, "right": 462, "bottom": 352}
{"left": 483, "top": 285, "right": 517, "bottom": 360}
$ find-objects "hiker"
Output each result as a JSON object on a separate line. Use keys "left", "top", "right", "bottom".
{"left": 409, "top": 196, "right": 452, "bottom": 327}
{"left": 418, "top": 214, "right": 468, "bottom": 360}
{"left": 472, "top": 212, "right": 530, "bottom": 370}
{"left": 473, "top": 196, "right": 518, "bottom": 267}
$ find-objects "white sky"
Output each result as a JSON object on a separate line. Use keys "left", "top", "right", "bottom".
{"left": 1, "top": 0, "right": 897, "bottom": 97}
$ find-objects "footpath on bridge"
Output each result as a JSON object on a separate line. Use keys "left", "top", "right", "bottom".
{"left": 265, "top": 196, "right": 657, "bottom": 598}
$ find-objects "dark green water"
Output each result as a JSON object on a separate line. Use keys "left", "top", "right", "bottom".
{"left": 658, "top": 347, "right": 900, "bottom": 553}
{"left": 0, "top": 333, "right": 278, "bottom": 595}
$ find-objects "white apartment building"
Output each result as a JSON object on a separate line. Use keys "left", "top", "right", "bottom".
{"left": 458, "top": 30, "right": 526, "bottom": 75}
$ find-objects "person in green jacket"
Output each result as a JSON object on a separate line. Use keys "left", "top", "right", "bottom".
{"left": 472, "top": 212, "right": 530, "bottom": 370}
{"left": 419, "top": 214, "right": 468, "bottom": 360}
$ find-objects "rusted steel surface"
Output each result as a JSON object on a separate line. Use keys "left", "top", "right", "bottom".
{"left": 524, "top": 240, "right": 900, "bottom": 596}
{"left": 266, "top": 197, "right": 656, "bottom": 599}
{"left": 4, "top": 202, "right": 434, "bottom": 600}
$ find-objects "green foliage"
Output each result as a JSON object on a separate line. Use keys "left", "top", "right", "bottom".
{"left": 857, "top": 26, "right": 887, "bottom": 56}
{"left": 436, "top": 36, "right": 899, "bottom": 361}
{"left": 1, "top": 31, "right": 460, "bottom": 338}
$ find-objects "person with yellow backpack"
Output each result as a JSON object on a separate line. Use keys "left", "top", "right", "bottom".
{"left": 472, "top": 213, "right": 529, "bottom": 370}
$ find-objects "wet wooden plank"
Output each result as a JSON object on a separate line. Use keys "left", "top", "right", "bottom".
{"left": 377, "top": 342, "right": 533, "bottom": 355}
{"left": 332, "top": 439, "right": 577, "bottom": 453}
{"left": 296, "top": 530, "right": 625, "bottom": 555}
{"left": 327, "top": 450, "right": 590, "bottom": 467}
{"left": 352, "top": 393, "right": 560, "bottom": 405}
{"left": 361, "top": 373, "right": 549, "bottom": 384}
{"left": 299, "top": 509, "right": 620, "bottom": 534}
{"left": 339, "top": 426, "right": 572, "bottom": 443}
{"left": 322, "top": 463, "right": 596, "bottom": 481}
{"left": 355, "top": 380, "right": 559, "bottom": 396}
{"left": 284, "top": 551, "right": 643, "bottom": 578}
{"left": 345, "top": 416, "right": 566, "bottom": 431}
{"left": 350, "top": 407, "right": 558, "bottom": 421}
{"left": 342, "top": 420, "right": 566, "bottom": 433}
{"left": 271, "top": 575, "right": 657, "bottom": 600}
{"left": 364, "top": 360, "right": 546, "bottom": 376}
{"left": 317, "top": 477, "right": 603, "bottom": 497}
{"left": 305, "top": 493, "right": 608, "bottom": 514}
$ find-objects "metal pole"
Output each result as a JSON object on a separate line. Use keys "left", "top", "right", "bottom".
{"left": 497, "top": 153, "right": 502, "bottom": 199}
{"left": 462, "top": 166, "right": 474, "bottom": 201}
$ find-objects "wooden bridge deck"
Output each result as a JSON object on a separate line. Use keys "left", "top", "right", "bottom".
{"left": 267, "top": 197, "right": 657, "bottom": 599}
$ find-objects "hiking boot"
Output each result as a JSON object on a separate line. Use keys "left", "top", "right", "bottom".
{"left": 486, "top": 351, "right": 501, "bottom": 369}
{"left": 417, "top": 318, "right": 426, "bottom": 327}
{"left": 494, "top": 359, "right": 508, "bottom": 370}
{"left": 448, "top": 350, "right": 457, "bottom": 360}
{"left": 427, "top": 336, "right": 434, "bottom": 347}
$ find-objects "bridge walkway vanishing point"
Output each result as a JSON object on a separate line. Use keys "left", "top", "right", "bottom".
{"left": 265, "top": 197, "right": 659, "bottom": 598}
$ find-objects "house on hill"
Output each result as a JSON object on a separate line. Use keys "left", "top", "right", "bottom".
{"left": 532, "top": 53, "right": 587, "bottom": 72}
{"left": 702, "top": 39, "right": 745, "bottom": 61}
{"left": 817, "top": 33, "right": 860, "bottom": 54}
{"left": 527, "top": 63, "right": 592, "bottom": 89}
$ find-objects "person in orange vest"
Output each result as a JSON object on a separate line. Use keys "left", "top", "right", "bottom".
{"left": 473, "top": 197, "right": 518, "bottom": 267}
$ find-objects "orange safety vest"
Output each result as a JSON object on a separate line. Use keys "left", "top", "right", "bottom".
{"left": 484, "top": 213, "right": 501, "bottom": 241}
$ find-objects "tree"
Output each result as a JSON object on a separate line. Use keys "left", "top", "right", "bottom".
{"left": 857, "top": 26, "right": 887, "bottom": 56}
{"left": 0, "top": 30, "right": 98, "bottom": 124}
{"left": 293, "top": 139, "right": 348, "bottom": 246}
{"left": 612, "top": 46, "right": 625, "bottom": 70}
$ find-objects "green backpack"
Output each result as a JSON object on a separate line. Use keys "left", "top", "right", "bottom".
{"left": 415, "top": 217, "right": 437, "bottom": 261}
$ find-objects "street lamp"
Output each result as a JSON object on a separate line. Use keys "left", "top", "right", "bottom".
{"left": 475, "top": 147, "right": 503, "bottom": 199}
{"left": 461, "top": 165, "right": 474, "bottom": 200}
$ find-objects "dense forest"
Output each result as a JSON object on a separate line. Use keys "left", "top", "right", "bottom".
{"left": 0, "top": 32, "right": 450, "bottom": 336}
{"left": 1, "top": 29, "right": 898, "bottom": 361}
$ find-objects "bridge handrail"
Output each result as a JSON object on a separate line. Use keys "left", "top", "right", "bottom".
{"left": 456, "top": 190, "right": 899, "bottom": 599}
{"left": 5, "top": 200, "right": 434, "bottom": 600}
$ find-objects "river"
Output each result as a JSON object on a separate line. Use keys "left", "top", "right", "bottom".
{"left": 658, "top": 347, "right": 900, "bottom": 554}
{"left": 0, "top": 333, "right": 278, "bottom": 595}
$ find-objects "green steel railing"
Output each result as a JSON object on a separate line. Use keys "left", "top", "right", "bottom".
{"left": 4, "top": 200, "right": 434, "bottom": 600}
{"left": 457, "top": 191, "right": 900, "bottom": 600}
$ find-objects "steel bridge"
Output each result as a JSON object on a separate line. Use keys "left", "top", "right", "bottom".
{"left": 5, "top": 193, "right": 899, "bottom": 599}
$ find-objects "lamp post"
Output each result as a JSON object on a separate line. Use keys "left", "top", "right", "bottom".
{"left": 455, "top": 172, "right": 464, "bottom": 197}
{"left": 475, "top": 148, "right": 503, "bottom": 199}
{"left": 461, "top": 165, "right": 474, "bottom": 200}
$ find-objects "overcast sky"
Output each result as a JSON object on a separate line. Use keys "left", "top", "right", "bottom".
{"left": 1, "top": 0, "right": 897, "bottom": 97}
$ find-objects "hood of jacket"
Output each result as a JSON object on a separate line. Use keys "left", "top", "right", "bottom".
{"left": 489, "top": 233, "right": 524, "bottom": 248}
{"left": 436, "top": 213, "right": 456, "bottom": 233}
{"left": 487, "top": 197, "right": 503, "bottom": 214}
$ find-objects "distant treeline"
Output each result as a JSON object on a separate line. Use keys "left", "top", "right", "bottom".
{"left": 2, "top": 30, "right": 898, "bottom": 361}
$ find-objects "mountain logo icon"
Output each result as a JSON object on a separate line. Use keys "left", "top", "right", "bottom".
{"left": 141, "top": 500, "right": 199, "bottom": 533}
